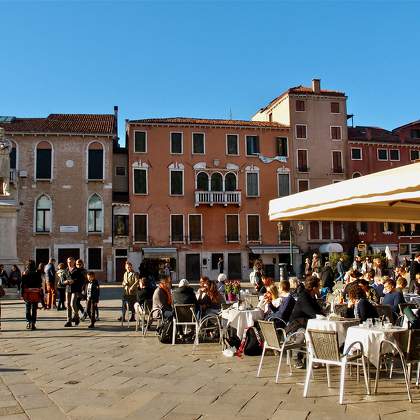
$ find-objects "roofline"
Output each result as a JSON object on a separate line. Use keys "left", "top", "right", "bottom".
{"left": 392, "top": 120, "right": 420, "bottom": 132}
{"left": 2, "top": 130, "right": 115, "bottom": 137}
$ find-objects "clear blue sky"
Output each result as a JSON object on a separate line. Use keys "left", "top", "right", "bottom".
{"left": 1, "top": 0, "right": 420, "bottom": 144}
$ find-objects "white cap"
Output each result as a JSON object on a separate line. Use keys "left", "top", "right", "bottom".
{"left": 217, "top": 273, "right": 227, "bottom": 283}
{"left": 178, "top": 279, "right": 189, "bottom": 287}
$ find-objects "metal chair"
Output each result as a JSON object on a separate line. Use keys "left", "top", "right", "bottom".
{"left": 172, "top": 304, "right": 199, "bottom": 345}
{"left": 375, "top": 304, "right": 394, "bottom": 323}
{"left": 135, "top": 300, "right": 152, "bottom": 333}
{"left": 121, "top": 301, "right": 135, "bottom": 328}
{"left": 304, "top": 329, "right": 370, "bottom": 405}
{"left": 399, "top": 303, "right": 417, "bottom": 317}
{"left": 256, "top": 320, "right": 306, "bottom": 383}
{"left": 143, "top": 307, "right": 162, "bottom": 336}
{"left": 333, "top": 303, "right": 348, "bottom": 318}
{"left": 194, "top": 313, "right": 223, "bottom": 350}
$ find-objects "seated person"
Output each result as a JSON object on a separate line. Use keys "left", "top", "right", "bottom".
{"left": 134, "top": 277, "right": 155, "bottom": 314}
{"left": 383, "top": 278, "right": 405, "bottom": 320}
{"left": 257, "top": 284, "right": 280, "bottom": 317}
{"left": 396, "top": 276, "right": 408, "bottom": 294}
{"left": 268, "top": 280, "right": 295, "bottom": 324}
{"left": 319, "top": 261, "right": 335, "bottom": 294}
{"left": 346, "top": 285, "right": 378, "bottom": 322}
{"left": 216, "top": 273, "right": 227, "bottom": 298}
{"left": 152, "top": 276, "right": 173, "bottom": 318}
{"left": 358, "top": 279, "right": 380, "bottom": 304}
{"left": 173, "top": 279, "right": 198, "bottom": 306}
{"left": 372, "top": 275, "right": 386, "bottom": 299}
{"left": 196, "top": 276, "right": 208, "bottom": 301}
{"left": 257, "top": 275, "right": 273, "bottom": 296}
{"left": 197, "top": 279, "right": 223, "bottom": 317}
{"left": 289, "top": 277, "right": 303, "bottom": 300}
{"left": 342, "top": 269, "right": 363, "bottom": 301}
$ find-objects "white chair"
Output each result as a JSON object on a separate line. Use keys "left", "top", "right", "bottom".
{"left": 134, "top": 300, "right": 152, "bottom": 333}
{"left": 304, "top": 329, "right": 370, "bottom": 405}
{"left": 257, "top": 320, "right": 307, "bottom": 383}
{"left": 172, "top": 304, "right": 199, "bottom": 345}
{"left": 143, "top": 307, "right": 162, "bottom": 336}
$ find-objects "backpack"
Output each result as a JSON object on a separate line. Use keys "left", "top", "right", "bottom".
{"left": 158, "top": 317, "right": 173, "bottom": 344}
{"left": 237, "top": 327, "right": 263, "bottom": 356}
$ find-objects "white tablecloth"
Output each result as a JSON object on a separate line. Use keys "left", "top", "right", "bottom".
{"left": 221, "top": 308, "right": 263, "bottom": 339}
{"left": 343, "top": 325, "right": 408, "bottom": 367}
{"left": 306, "top": 318, "right": 359, "bottom": 347}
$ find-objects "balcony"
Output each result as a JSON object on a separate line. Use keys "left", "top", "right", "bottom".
{"left": 195, "top": 191, "right": 241, "bottom": 207}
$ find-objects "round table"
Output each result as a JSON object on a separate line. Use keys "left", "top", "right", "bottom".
{"left": 306, "top": 317, "right": 360, "bottom": 347}
{"left": 221, "top": 308, "right": 263, "bottom": 339}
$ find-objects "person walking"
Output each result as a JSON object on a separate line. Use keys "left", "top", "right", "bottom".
{"left": 21, "top": 260, "right": 42, "bottom": 330}
{"left": 55, "top": 263, "right": 68, "bottom": 311}
{"left": 119, "top": 261, "right": 139, "bottom": 322}
{"left": 86, "top": 272, "right": 100, "bottom": 329}
{"left": 336, "top": 257, "right": 345, "bottom": 282}
{"left": 63, "top": 257, "right": 84, "bottom": 327}
{"left": 44, "top": 258, "right": 56, "bottom": 309}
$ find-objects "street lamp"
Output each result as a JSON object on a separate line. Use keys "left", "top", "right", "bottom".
{"left": 277, "top": 221, "right": 304, "bottom": 270}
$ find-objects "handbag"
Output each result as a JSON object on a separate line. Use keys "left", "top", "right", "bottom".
{"left": 23, "top": 288, "right": 41, "bottom": 303}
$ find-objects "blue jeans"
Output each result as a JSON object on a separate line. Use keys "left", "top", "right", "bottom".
{"left": 25, "top": 302, "right": 38, "bottom": 325}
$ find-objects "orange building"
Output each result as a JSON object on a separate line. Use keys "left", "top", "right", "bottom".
{"left": 126, "top": 118, "right": 292, "bottom": 281}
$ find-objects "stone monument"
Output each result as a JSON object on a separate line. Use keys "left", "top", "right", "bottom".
{"left": 0, "top": 127, "right": 19, "bottom": 269}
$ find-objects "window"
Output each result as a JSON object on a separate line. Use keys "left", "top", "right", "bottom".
{"left": 382, "top": 222, "right": 396, "bottom": 233}
{"left": 192, "top": 133, "right": 205, "bottom": 154}
{"left": 196, "top": 172, "right": 209, "bottom": 191}
{"left": 134, "top": 131, "right": 147, "bottom": 153}
{"left": 226, "top": 134, "right": 239, "bottom": 155}
{"left": 211, "top": 253, "right": 224, "bottom": 270}
{"left": 171, "top": 215, "right": 184, "bottom": 242}
{"left": 88, "top": 248, "right": 102, "bottom": 270}
{"left": 225, "top": 172, "right": 237, "bottom": 191}
{"left": 309, "top": 221, "right": 320, "bottom": 240}
{"left": 297, "top": 149, "right": 308, "bottom": 172}
{"left": 226, "top": 214, "right": 239, "bottom": 242}
{"left": 358, "top": 221, "right": 368, "bottom": 233}
{"left": 309, "top": 221, "right": 343, "bottom": 240}
{"left": 378, "top": 149, "right": 388, "bottom": 161}
{"left": 296, "top": 100, "right": 305, "bottom": 112}
{"left": 170, "top": 132, "right": 183, "bottom": 154}
{"left": 246, "top": 172, "right": 259, "bottom": 196}
{"left": 332, "top": 151, "right": 343, "bottom": 173}
{"left": 331, "top": 126, "right": 342, "bottom": 140}
{"left": 298, "top": 179, "right": 309, "bottom": 192}
{"left": 276, "top": 137, "right": 288, "bottom": 157}
{"left": 247, "top": 215, "right": 260, "bottom": 242}
{"left": 211, "top": 172, "right": 223, "bottom": 191}
{"left": 88, "top": 194, "right": 103, "bottom": 233}
{"left": 189, "top": 214, "right": 202, "bottom": 242}
{"left": 88, "top": 142, "right": 104, "bottom": 180}
{"left": 333, "top": 222, "right": 342, "bottom": 240}
{"left": 331, "top": 102, "right": 340, "bottom": 113}
{"left": 10, "top": 143, "right": 16, "bottom": 169}
{"left": 351, "top": 148, "right": 362, "bottom": 160}
{"left": 36, "top": 142, "right": 52, "bottom": 179}
{"left": 246, "top": 135, "right": 260, "bottom": 155}
{"left": 410, "top": 150, "right": 420, "bottom": 161}
{"left": 134, "top": 214, "right": 148, "bottom": 242}
{"left": 411, "top": 129, "right": 420, "bottom": 139}
{"left": 35, "top": 248, "right": 50, "bottom": 267}
{"left": 113, "top": 215, "right": 128, "bottom": 236}
{"left": 296, "top": 125, "right": 307, "bottom": 139}
{"left": 133, "top": 168, "right": 147, "bottom": 194}
{"left": 322, "top": 221, "right": 331, "bottom": 239}
{"left": 170, "top": 169, "right": 184, "bottom": 195}
{"left": 278, "top": 173, "right": 290, "bottom": 197}
{"left": 390, "top": 149, "right": 400, "bottom": 161}
{"left": 115, "top": 166, "right": 126, "bottom": 176}
{"left": 35, "top": 195, "right": 51, "bottom": 233}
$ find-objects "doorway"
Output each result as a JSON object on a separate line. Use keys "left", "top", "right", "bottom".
{"left": 57, "top": 248, "right": 80, "bottom": 265}
{"left": 186, "top": 254, "right": 201, "bottom": 281}
{"left": 228, "top": 253, "right": 242, "bottom": 280}
{"left": 35, "top": 248, "right": 50, "bottom": 267}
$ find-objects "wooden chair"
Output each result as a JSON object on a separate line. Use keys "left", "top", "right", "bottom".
{"left": 304, "top": 329, "right": 370, "bottom": 404}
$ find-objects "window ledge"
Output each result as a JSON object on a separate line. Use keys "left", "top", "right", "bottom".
{"left": 34, "top": 231, "right": 51, "bottom": 235}
{"left": 86, "top": 179, "right": 105, "bottom": 183}
{"left": 87, "top": 232, "right": 103, "bottom": 235}
{"left": 35, "top": 179, "right": 52, "bottom": 183}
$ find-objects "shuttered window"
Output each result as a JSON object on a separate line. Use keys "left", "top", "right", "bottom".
{"left": 88, "top": 149, "right": 103, "bottom": 180}
{"left": 134, "top": 215, "right": 148, "bottom": 242}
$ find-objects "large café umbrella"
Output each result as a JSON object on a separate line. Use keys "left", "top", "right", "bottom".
{"left": 269, "top": 162, "right": 420, "bottom": 223}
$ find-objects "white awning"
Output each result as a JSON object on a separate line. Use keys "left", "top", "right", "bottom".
{"left": 142, "top": 247, "right": 177, "bottom": 258}
{"left": 370, "top": 243, "right": 398, "bottom": 252}
{"left": 319, "top": 243, "right": 343, "bottom": 253}
{"left": 269, "top": 162, "right": 420, "bottom": 223}
{"left": 249, "top": 245, "right": 300, "bottom": 255}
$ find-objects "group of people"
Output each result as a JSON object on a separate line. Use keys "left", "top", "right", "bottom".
{"left": 19, "top": 257, "right": 100, "bottom": 330}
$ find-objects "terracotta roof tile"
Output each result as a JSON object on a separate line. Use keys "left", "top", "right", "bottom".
{"left": 348, "top": 126, "right": 400, "bottom": 143}
{"left": 129, "top": 117, "right": 288, "bottom": 129}
{"left": 0, "top": 114, "right": 116, "bottom": 135}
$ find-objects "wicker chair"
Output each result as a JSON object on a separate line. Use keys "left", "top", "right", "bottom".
{"left": 333, "top": 303, "right": 348, "bottom": 318}
{"left": 304, "top": 329, "right": 370, "bottom": 404}
{"left": 375, "top": 304, "right": 393, "bottom": 323}
{"left": 172, "top": 304, "right": 199, "bottom": 345}
{"left": 256, "top": 320, "right": 306, "bottom": 383}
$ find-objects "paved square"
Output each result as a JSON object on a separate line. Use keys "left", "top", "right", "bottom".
{"left": 1, "top": 286, "right": 419, "bottom": 419}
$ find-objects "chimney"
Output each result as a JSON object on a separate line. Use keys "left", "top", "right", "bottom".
{"left": 113, "top": 105, "right": 119, "bottom": 140}
{"left": 312, "top": 78, "right": 321, "bottom": 93}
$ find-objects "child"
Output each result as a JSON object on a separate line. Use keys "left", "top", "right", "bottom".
{"left": 86, "top": 272, "right": 100, "bottom": 329}
{"left": 56, "top": 263, "right": 68, "bottom": 311}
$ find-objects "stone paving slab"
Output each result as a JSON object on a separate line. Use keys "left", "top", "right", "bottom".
{"left": 1, "top": 285, "right": 420, "bottom": 419}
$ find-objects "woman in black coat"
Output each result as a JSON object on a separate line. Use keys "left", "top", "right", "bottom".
{"left": 346, "top": 285, "right": 378, "bottom": 322}
{"left": 21, "top": 260, "right": 43, "bottom": 330}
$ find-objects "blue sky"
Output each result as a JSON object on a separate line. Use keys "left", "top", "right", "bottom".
{"left": 1, "top": 0, "right": 419, "bottom": 143}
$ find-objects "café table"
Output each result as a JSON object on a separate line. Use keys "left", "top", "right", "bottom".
{"left": 404, "top": 293, "right": 420, "bottom": 306}
{"left": 306, "top": 317, "right": 360, "bottom": 347}
{"left": 343, "top": 324, "right": 408, "bottom": 368}
{"left": 221, "top": 307, "right": 263, "bottom": 339}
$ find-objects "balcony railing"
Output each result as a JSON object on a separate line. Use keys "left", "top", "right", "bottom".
{"left": 195, "top": 190, "right": 241, "bottom": 207}
{"left": 9, "top": 169, "right": 17, "bottom": 184}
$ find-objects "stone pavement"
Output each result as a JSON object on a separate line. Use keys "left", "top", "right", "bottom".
{"left": 0, "top": 285, "right": 419, "bottom": 420}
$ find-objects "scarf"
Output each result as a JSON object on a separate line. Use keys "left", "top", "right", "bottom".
{"left": 159, "top": 283, "right": 172, "bottom": 305}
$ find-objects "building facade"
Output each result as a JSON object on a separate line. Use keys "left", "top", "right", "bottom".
{"left": 0, "top": 111, "right": 117, "bottom": 280}
{"left": 126, "top": 118, "right": 295, "bottom": 281}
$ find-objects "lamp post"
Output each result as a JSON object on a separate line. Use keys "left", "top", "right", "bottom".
{"left": 277, "top": 221, "right": 304, "bottom": 272}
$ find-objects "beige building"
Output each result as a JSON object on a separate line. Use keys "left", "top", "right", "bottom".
{"left": 253, "top": 79, "right": 348, "bottom": 252}
{"left": 0, "top": 111, "right": 117, "bottom": 281}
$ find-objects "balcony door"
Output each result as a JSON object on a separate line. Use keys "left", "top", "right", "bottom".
{"left": 186, "top": 253, "right": 201, "bottom": 281}
{"left": 228, "top": 253, "right": 242, "bottom": 280}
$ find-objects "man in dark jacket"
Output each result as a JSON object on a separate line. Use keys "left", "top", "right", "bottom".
{"left": 64, "top": 257, "right": 85, "bottom": 327}
{"left": 86, "top": 271, "right": 100, "bottom": 329}
{"left": 409, "top": 253, "right": 420, "bottom": 293}
{"left": 173, "top": 279, "right": 198, "bottom": 306}
{"left": 44, "top": 258, "right": 56, "bottom": 309}
{"left": 320, "top": 262, "right": 335, "bottom": 293}
{"left": 21, "top": 260, "right": 42, "bottom": 330}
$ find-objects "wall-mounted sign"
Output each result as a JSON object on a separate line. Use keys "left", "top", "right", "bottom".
{"left": 357, "top": 243, "right": 367, "bottom": 252}
{"left": 60, "top": 225, "right": 79, "bottom": 233}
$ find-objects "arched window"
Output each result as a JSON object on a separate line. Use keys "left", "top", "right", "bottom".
{"left": 88, "top": 194, "right": 103, "bottom": 232}
{"left": 10, "top": 140, "right": 17, "bottom": 170}
{"left": 211, "top": 173, "right": 223, "bottom": 191}
{"left": 196, "top": 172, "right": 209, "bottom": 191}
{"left": 36, "top": 141, "right": 52, "bottom": 179}
{"left": 225, "top": 172, "right": 237, "bottom": 191}
{"left": 352, "top": 172, "right": 362, "bottom": 178}
{"left": 35, "top": 195, "right": 52, "bottom": 233}
{"left": 88, "top": 142, "right": 104, "bottom": 180}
